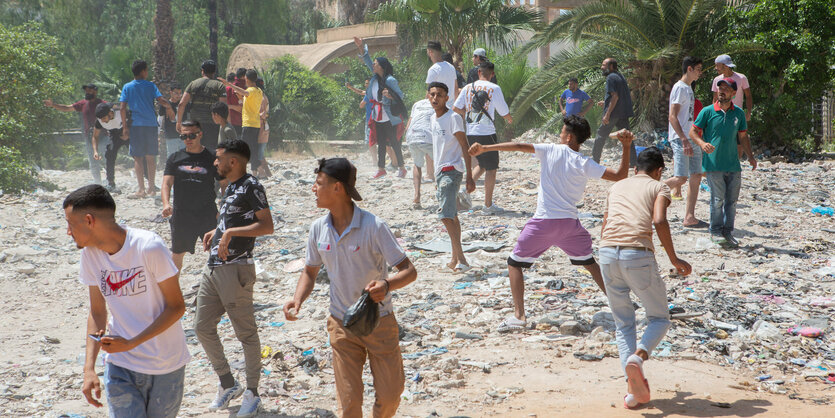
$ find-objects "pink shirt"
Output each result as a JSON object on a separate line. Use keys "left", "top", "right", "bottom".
{"left": 712, "top": 72, "right": 750, "bottom": 108}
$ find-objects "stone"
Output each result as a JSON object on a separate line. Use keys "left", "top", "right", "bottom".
{"left": 591, "top": 311, "right": 616, "bottom": 332}
{"left": 560, "top": 321, "right": 585, "bottom": 336}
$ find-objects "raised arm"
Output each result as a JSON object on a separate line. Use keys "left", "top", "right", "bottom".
{"left": 354, "top": 37, "right": 375, "bottom": 73}
{"left": 469, "top": 141, "right": 534, "bottom": 156}
{"left": 600, "top": 129, "right": 632, "bottom": 181}
{"left": 218, "top": 78, "right": 249, "bottom": 97}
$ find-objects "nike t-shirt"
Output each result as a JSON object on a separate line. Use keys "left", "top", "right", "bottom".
{"left": 78, "top": 227, "right": 190, "bottom": 375}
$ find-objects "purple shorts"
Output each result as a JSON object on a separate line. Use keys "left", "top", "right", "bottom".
{"left": 508, "top": 218, "right": 595, "bottom": 267}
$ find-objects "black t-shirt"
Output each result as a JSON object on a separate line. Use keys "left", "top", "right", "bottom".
{"left": 208, "top": 174, "right": 269, "bottom": 266}
{"left": 467, "top": 67, "right": 497, "bottom": 85}
{"left": 158, "top": 99, "right": 179, "bottom": 139}
{"left": 164, "top": 148, "right": 219, "bottom": 215}
{"left": 604, "top": 72, "right": 634, "bottom": 119}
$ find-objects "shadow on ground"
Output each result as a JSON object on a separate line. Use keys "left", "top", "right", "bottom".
{"left": 641, "top": 391, "right": 771, "bottom": 418}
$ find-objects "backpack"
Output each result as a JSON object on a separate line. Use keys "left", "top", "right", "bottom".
{"left": 467, "top": 89, "right": 493, "bottom": 125}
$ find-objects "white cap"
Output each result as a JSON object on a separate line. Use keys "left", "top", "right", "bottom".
{"left": 714, "top": 54, "right": 736, "bottom": 68}
{"left": 473, "top": 48, "right": 487, "bottom": 58}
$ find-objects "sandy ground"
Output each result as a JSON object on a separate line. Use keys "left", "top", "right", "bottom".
{"left": 1, "top": 141, "right": 833, "bottom": 417}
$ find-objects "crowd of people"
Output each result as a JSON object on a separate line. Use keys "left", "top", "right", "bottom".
{"left": 57, "top": 38, "right": 757, "bottom": 417}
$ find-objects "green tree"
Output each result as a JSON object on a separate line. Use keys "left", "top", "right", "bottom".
{"left": 728, "top": 0, "right": 835, "bottom": 150}
{"left": 153, "top": 0, "right": 176, "bottom": 83}
{"left": 371, "top": 0, "right": 541, "bottom": 68}
{"left": 513, "top": 0, "right": 765, "bottom": 130}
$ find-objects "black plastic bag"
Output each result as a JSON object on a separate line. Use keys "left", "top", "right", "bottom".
{"left": 342, "top": 290, "right": 380, "bottom": 337}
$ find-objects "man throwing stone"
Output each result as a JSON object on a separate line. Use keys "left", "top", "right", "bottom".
{"left": 284, "top": 157, "right": 417, "bottom": 418}
{"left": 64, "top": 185, "right": 189, "bottom": 417}
{"left": 196, "top": 139, "right": 273, "bottom": 417}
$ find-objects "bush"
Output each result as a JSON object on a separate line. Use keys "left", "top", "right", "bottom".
{"left": 0, "top": 146, "right": 38, "bottom": 194}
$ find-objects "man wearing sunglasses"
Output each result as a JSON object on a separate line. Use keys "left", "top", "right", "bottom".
{"left": 161, "top": 120, "right": 220, "bottom": 272}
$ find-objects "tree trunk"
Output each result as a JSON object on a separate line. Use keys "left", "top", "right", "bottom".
{"left": 152, "top": 0, "right": 175, "bottom": 83}
{"left": 209, "top": 0, "right": 218, "bottom": 63}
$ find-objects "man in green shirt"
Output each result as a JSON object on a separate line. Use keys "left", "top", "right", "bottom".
{"left": 691, "top": 77, "right": 756, "bottom": 248}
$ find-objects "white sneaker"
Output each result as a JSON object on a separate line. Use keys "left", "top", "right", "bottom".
{"left": 482, "top": 203, "right": 504, "bottom": 214}
{"left": 208, "top": 381, "right": 244, "bottom": 412}
{"left": 236, "top": 389, "right": 261, "bottom": 418}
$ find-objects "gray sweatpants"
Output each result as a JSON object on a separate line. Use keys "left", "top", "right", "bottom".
{"left": 194, "top": 263, "right": 261, "bottom": 389}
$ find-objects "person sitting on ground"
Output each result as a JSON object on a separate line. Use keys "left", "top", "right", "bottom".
{"left": 92, "top": 103, "right": 129, "bottom": 194}
{"left": 469, "top": 115, "right": 633, "bottom": 332}
{"left": 404, "top": 92, "right": 436, "bottom": 208}
{"left": 598, "top": 146, "right": 691, "bottom": 409}
{"left": 428, "top": 82, "right": 475, "bottom": 272}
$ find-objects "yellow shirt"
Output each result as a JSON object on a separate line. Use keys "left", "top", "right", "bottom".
{"left": 241, "top": 87, "right": 263, "bottom": 128}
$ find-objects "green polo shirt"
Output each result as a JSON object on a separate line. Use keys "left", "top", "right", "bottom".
{"left": 694, "top": 102, "right": 747, "bottom": 172}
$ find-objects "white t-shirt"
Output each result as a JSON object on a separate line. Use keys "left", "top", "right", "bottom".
{"left": 78, "top": 227, "right": 190, "bottom": 375}
{"left": 668, "top": 80, "right": 694, "bottom": 142}
{"left": 369, "top": 78, "right": 390, "bottom": 123}
{"left": 426, "top": 61, "right": 457, "bottom": 108}
{"left": 430, "top": 110, "right": 466, "bottom": 177}
{"left": 453, "top": 80, "right": 509, "bottom": 136}
{"left": 406, "top": 99, "right": 434, "bottom": 145}
{"left": 711, "top": 72, "right": 749, "bottom": 108}
{"left": 97, "top": 111, "right": 122, "bottom": 131}
{"left": 533, "top": 144, "right": 606, "bottom": 219}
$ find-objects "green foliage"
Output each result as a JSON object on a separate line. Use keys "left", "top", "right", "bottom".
{"left": 728, "top": 0, "right": 835, "bottom": 151}
{"left": 0, "top": 146, "right": 38, "bottom": 194}
{"left": 491, "top": 52, "right": 542, "bottom": 139}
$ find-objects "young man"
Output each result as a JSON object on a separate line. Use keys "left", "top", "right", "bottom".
{"left": 177, "top": 60, "right": 227, "bottom": 151}
{"left": 64, "top": 184, "right": 189, "bottom": 417}
{"left": 691, "top": 78, "right": 756, "bottom": 248}
{"left": 44, "top": 84, "right": 105, "bottom": 185}
{"left": 196, "top": 139, "right": 273, "bottom": 417}
{"left": 469, "top": 115, "right": 633, "bottom": 332}
{"left": 663, "top": 56, "right": 706, "bottom": 228}
{"left": 160, "top": 83, "right": 183, "bottom": 158}
{"left": 92, "top": 103, "right": 129, "bottom": 194}
{"left": 211, "top": 102, "right": 239, "bottom": 143}
{"left": 559, "top": 78, "right": 593, "bottom": 117}
{"left": 219, "top": 70, "right": 264, "bottom": 173}
{"left": 161, "top": 120, "right": 220, "bottom": 273}
{"left": 592, "top": 58, "right": 637, "bottom": 165}
{"left": 711, "top": 54, "right": 753, "bottom": 158}
{"left": 404, "top": 94, "right": 435, "bottom": 207}
{"left": 453, "top": 61, "right": 512, "bottom": 214}
{"left": 226, "top": 68, "right": 247, "bottom": 137}
{"left": 598, "top": 147, "right": 692, "bottom": 408}
{"left": 428, "top": 82, "right": 475, "bottom": 272}
{"left": 466, "top": 48, "right": 497, "bottom": 84}
{"left": 120, "top": 60, "right": 174, "bottom": 198}
{"left": 283, "top": 158, "right": 417, "bottom": 418}
{"left": 425, "top": 40, "right": 458, "bottom": 108}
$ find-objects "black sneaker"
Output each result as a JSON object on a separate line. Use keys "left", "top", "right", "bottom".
{"left": 723, "top": 233, "right": 739, "bottom": 248}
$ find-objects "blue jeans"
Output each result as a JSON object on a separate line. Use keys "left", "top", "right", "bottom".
{"left": 599, "top": 247, "right": 671, "bottom": 378}
{"left": 104, "top": 362, "right": 185, "bottom": 418}
{"left": 84, "top": 131, "right": 106, "bottom": 185}
{"left": 704, "top": 171, "right": 741, "bottom": 236}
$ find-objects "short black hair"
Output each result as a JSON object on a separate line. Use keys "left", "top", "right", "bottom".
{"left": 636, "top": 146, "right": 665, "bottom": 172}
{"left": 441, "top": 52, "right": 453, "bottom": 65}
{"left": 478, "top": 61, "right": 494, "bottom": 77}
{"left": 245, "top": 69, "right": 258, "bottom": 82}
{"left": 563, "top": 115, "right": 592, "bottom": 144}
{"left": 217, "top": 139, "right": 250, "bottom": 161}
{"left": 63, "top": 185, "right": 116, "bottom": 213}
{"left": 608, "top": 58, "right": 619, "bottom": 71}
{"left": 181, "top": 120, "right": 202, "bottom": 130}
{"left": 95, "top": 102, "right": 113, "bottom": 119}
{"left": 169, "top": 82, "right": 182, "bottom": 91}
{"left": 427, "top": 40, "right": 442, "bottom": 52}
{"left": 211, "top": 102, "right": 229, "bottom": 120}
{"left": 131, "top": 60, "right": 148, "bottom": 76}
{"left": 682, "top": 56, "right": 703, "bottom": 75}
{"left": 427, "top": 81, "right": 448, "bottom": 94}
{"left": 568, "top": 77, "right": 578, "bottom": 84}
{"left": 201, "top": 60, "right": 217, "bottom": 76}
{"left": 236, "top": 68, "right": 247, "bottom": 78}
{"left": 227, "top": 72, "right": 236, "bottom": 82}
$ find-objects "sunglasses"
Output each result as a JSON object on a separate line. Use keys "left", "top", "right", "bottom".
{"left": 179, "top": 133, "right": 199, "bottom": 140}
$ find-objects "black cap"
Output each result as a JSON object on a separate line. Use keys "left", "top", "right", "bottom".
{"left": 201, "top": 60, "right": 217, "bottom": 74}
{"left": 315, "top": 158, "right": 362, "bottom": 201}
{"left": 717, "top": 77, "right": 738, "bottom": 91}
{"left": 95, "top": 102, "right": 112, "bottom": 119}
{"left": 82, "top": 83, "right": 98, "bottom": 90}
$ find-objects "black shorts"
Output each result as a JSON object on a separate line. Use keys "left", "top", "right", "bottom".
{"left": 170, "top": 212, "right": 217, "bottom": 254}
{"left": 467, "top": 134, "right": 499, "bottom": 170}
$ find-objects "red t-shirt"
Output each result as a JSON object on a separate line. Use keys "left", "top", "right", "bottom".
{"left": 73, "top": 98, "right": 104, "bottom": 134}
{"left": 226, "top": 79, "right": 246, "bottom": 127}
{"left": 694, "top": 98, "right": 703, "bottom": 119}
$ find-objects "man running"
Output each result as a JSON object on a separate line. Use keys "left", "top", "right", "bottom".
{"left": 177, "top": 60, "right": 227, "bottom": 151}
{"left": 195, "top": 139, "right": 273, "bottom": 417}
{"left": 663, "top": 56, "right": 706, "bottom": 228}
{"left": 425, "top": 40, "right": 458, "bottom": 108}
{"left": 469, "top": 115, "right": 632, "bottom": 332}
{"left": 453, "top": 61, "right": 512, "bottom": 214}
{"left": 65, "top": 184, "right": 189, "bottom": 417}
{"left": 428, "top": 82, "right": 475, "bottom": 272}
{"left": 161, "top": 120, "right": 220, "bottom": 273}
{"left": 404, "top": 93, "right": 435, "bottom": 208}
{"left": 44, "top": 83, "right": 105, "bottom": 185}
{"left": 284, "top": 157, "right": 417, "bottom": 418}
{"left": 598, "top": 147, "right": 691, "bottom": 408}
{"left": 92, "top": 103, "right": 129, "bottom": 194}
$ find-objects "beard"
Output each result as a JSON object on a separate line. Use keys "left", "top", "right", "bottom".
{"left": 601, "top": 69, "right": 610, "bottom": 77}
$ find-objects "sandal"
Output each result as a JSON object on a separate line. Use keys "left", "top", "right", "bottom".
{"left": 497, "top": 316, "right": 526, "bottom": 333}
{"left": 625, "top": 355, "right": 650, "bottom": 403}
{"left": 453, "top": 263, "right": 471, "bottom": 273}
{"left": 127, "top": 191, "right": 146, "bottom": 199}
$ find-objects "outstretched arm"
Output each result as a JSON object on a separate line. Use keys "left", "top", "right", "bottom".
{"left": 44, "top": 99, "right": 76, "bottom": 112}
{"left": 469, "top": 142, "right": 534, "bottom": 156}
{"left": 600, "top": 129, "right": 633, "bottom": 181}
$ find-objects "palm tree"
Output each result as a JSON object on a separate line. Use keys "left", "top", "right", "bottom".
{"left": 371, "top": 0, "right": 541, "bottom": 69}
{"left": 513, "top": 0, "right": 766, "bottom": 129}
{"left": 152, "top": 0, "right": 175, "bottom": 83}
{"left": 209, "top": 0, "right": 218, "bottom": 63}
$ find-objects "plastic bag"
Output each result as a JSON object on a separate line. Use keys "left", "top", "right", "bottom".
{"left": 342, "top": 290, "right": 380, "bottom": 337}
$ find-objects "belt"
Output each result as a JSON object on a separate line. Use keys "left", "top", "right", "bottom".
{"left": 440, "top": 166, "right": 456, "bottom": 172}
{"left": 610, "top": 245, "right": 651, "bottom": 251}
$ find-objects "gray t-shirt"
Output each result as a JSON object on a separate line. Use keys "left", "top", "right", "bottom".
{"left": 305, "top": 205, "right": 407, "bottom": 321}
{"left": 219, "top": 124, "right": 238, "bottom": 144}
{"left": 604, "top": 72, "right": 634, "bottom": 119}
